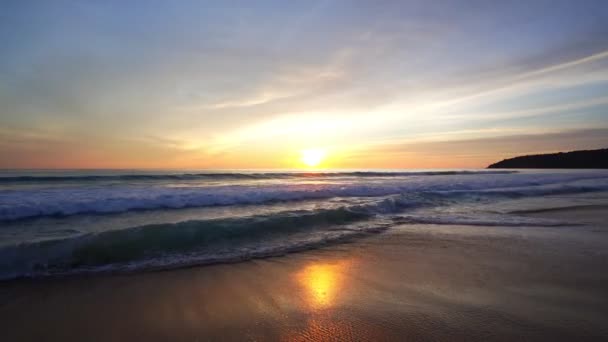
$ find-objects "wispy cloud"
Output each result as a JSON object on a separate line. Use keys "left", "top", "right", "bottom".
{"left": 1, "top": 1, "right": 608, "bottom": 168}
{"left": 346, "top": 128, "right": 608, "bottom": 168}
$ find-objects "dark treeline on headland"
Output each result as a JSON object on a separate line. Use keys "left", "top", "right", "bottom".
{"left": 488, "top": 148, "right": 608, "bottom": 169}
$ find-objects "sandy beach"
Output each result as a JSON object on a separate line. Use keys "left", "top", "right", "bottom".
{"left": 1, "top": 205, "right": 607, "bottom": 341}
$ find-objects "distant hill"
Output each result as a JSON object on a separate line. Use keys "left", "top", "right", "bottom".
{"left": 487, "top": 148, "right": 608, "bottom": 169}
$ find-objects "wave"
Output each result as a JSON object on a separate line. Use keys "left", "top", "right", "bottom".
{"left": 0, "top": 204, "right": 395, "bottom": 279}
{"left": 0, "top": 170, "right": 516, "bottom": 183}
{"left": 0, "top": 192, "right": 583, "bottom": 280}
{"left": 3, "top": 175, "right": 608, "bottom": 221}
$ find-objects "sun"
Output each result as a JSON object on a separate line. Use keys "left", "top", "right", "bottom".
{"left": 300, "top": 148, "right": 326, "bottom": 168}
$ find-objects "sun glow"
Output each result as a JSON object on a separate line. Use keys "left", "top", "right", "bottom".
{"left": 300, "top": 148, "right": 326, "bottom": 168}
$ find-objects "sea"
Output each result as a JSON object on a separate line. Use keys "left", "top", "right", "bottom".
{"left": 1, "top": 169, "right": 607, "bottom": 280}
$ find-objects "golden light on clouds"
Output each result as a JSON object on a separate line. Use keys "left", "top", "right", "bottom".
{"left": 3, "top": 1, "right": 608, "bottom": 169}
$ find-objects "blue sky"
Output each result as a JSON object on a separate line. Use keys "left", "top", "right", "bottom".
{"left": 1, "top": 0, "right": 608, "bottom": 168}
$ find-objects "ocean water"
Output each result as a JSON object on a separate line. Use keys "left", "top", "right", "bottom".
{"left": 1, "top": 169, "right": 607, "bottom": 280}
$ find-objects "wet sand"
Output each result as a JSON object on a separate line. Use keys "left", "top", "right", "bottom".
{"left": 1, "top": 208, "right": 608, "bottom": 341}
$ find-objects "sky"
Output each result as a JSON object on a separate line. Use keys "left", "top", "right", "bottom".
{"left": 1, "top": 0, "right": 608, "bottom": 169}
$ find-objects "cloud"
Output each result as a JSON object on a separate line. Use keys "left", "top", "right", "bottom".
{"left": 2, "top": 1, "right": 608, "bottom": 168}
{"left": 347, "top": 128, "right": 608, "bottom": 168}
{"left": 191, "top": 61, "right": 346, "bottom": 110}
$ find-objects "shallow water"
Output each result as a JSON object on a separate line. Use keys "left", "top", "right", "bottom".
{"left": 1, "top": 169, "right": 607, "bottom": 279}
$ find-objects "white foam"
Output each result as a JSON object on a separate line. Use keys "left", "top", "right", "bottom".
{"left": 0, "top": 171, "right": 607, "bottom": 221}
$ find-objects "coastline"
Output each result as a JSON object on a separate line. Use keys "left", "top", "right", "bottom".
{"left": 1, "top": 206, "right": 607, "bottom": 341}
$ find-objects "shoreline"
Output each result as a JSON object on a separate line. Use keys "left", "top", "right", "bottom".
{"left": 1, "top": 206, "right": 608, "bottom": 340}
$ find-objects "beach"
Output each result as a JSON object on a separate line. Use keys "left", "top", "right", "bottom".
{"left": 1, "top": 203, "right": 607, "bottom": 341}
{"left": 4, "top": 1, "right": 608, "bottom": 339}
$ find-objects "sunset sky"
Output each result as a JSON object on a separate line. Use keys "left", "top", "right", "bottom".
{"left": 2, "top": 0, "right": 608, "bottom": 169}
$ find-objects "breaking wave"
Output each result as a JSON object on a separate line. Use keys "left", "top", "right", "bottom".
{"left": 0, "top": 203, "right": 400, "bottom": 279}
{"left": 2, "top": 170, "right": 607, "bottom": 280}
{"left": 2, "top": 175, "right": 607, "bottom": 221}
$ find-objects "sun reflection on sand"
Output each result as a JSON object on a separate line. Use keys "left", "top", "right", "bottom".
{"left": 281, "top": 259, "right": 375, "bottom": 341}
{"left": 296, "top": 260, "right": 352, "bottom": 310}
